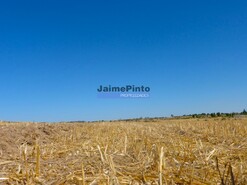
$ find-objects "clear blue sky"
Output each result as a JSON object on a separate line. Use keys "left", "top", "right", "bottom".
{"left": 0, "top": 0, "right": 247, "bottom": 122}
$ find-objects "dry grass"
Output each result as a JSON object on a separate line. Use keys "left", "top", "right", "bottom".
{"left": 0, "top": 118, "right": 247, "bottom": 184}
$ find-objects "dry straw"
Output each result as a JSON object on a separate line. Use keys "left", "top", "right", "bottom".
{"left": 0, "top": 118, "right": 246, "bottom": 184}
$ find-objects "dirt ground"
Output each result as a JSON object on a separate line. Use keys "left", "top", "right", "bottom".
{"left": 0, "top": 118, "right": 247, "bottom": 184}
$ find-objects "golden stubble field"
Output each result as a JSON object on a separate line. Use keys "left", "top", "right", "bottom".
{"left": 0, "top": 118, "right": 246, "bottom": 185}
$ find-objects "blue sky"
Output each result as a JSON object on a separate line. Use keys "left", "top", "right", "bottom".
{"left": 0, "top": 0, "right": 247, "bottom": 122}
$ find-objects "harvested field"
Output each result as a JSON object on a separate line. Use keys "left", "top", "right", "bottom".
{"left": 0, "top": 118, "right": 247, "bottom": 184}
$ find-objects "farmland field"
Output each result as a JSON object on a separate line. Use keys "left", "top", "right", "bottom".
{"left": 0, "top": 118, "right": 247, "bottom": 184}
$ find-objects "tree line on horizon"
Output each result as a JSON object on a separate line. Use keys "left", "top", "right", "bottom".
{"left": 116, "top": 109, "right": 247, "bottom": 122}
{"left": 182, "top": 109, "right": 247, "bottom": 118}
{"left": 97, "top": 109, "right": 247, "bottom": 122}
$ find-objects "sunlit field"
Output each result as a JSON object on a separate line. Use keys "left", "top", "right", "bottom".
{"left": 0, "top": 118, "right": 247, "bottom": 184}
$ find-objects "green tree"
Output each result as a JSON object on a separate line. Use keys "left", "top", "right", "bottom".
{"left": 242, "top": 109, "right": 247, "bottom": 115}
{"left": 210, "top": 113, "right": 216, "bottom": 117}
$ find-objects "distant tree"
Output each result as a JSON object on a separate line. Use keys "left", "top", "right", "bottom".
{"left": 200, "top": 113, "right": 206, "bottom": 118}
{"left": 241, "top": 109, "right": 247, "bottom": 115}
{"left": 210, "top": 113, "right": 216, "bottom": 117}
{"left": 216, "top": 112, "right": 221, "bottom": 117}
{"left": 171, "top": 114, "right": 174, "bottom": 118}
